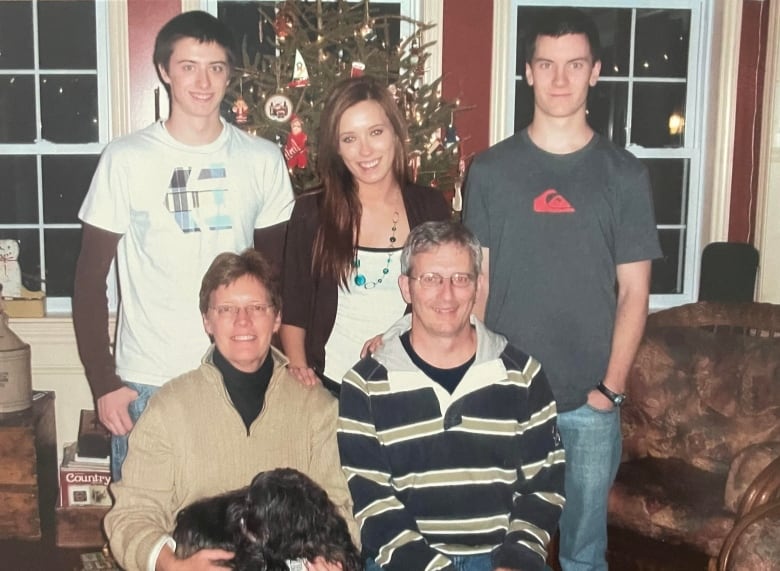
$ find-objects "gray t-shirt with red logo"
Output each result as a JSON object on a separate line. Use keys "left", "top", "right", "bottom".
{"left": 464, "top": 129, "right": 661, "bottom": 411}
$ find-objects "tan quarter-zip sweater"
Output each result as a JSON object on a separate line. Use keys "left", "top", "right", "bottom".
{"left": 104, "top": 345, "right": 357, "bottom": 571}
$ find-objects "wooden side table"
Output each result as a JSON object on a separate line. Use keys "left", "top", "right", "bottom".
{"left": 0, "top": 391, "right": 57, "bottom": 539}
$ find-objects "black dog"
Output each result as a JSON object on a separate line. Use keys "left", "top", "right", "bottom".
{"left": 173, "top": 468, "right": 361, "bottom": 571}
{"left": 173, "top": 487, "right": 247, "bottom": 565}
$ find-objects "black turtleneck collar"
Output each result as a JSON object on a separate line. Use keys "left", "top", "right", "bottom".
{"left": 212, "top": 347, "right": 274, "bottom": 432}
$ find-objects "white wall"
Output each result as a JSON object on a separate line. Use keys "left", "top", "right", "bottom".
{"left": 755, "top": 0, "right": 780, "bottom": 303}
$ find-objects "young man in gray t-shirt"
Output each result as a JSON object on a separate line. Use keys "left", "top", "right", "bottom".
{"left": 464, "top": 8, "right": 660, "bottom": 571}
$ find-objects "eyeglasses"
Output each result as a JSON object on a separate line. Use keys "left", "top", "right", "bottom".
{"left": 409, "top": 272, "right": 475, "bottom": 288}
{"left": 209, "top": 303, "right": 275, "bottom": 319}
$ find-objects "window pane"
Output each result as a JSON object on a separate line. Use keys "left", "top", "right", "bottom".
{"left": 631, "top": 82, "right": 686, "bottom": 148}
{"left": 582, "top": 8, "right": 631, "bottom": 77}
{"left": 0, "top": 1, "right": 34, "bottom": 69}
{"left": 44, "top": 228, "right": 80, "bottom": 297}
{"left": 634, "top": 9, "right": 690, "bottom": 79}
{"left": 0, "top": 75, "right": 36, "bottom": 143}
{"left": 42, "top": 155, "right": 99, "bottom": 224}
{"left": 651, "top": 229, "right": 684, "bottom": 294}
{"left": 516, "top": 8, "right": 631, "bottom": 78}
{"left": 0, "top": 228, "right": 41, "bottom": 292}
{"left": 642, "top": 158, "right": 688, "bottom": 225}
{"left": 587, "top": 81, "right": 628, "bottom": 147}
{"left": 40, "top": 75, "right": 99, "bottom": 143}
{"left": 0, "top": 155, "right": 37, "bottom": 224}
{"left": 38, "top": 1, "right": 96, "bottom": 69}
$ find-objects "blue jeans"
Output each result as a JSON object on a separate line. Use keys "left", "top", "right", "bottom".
{"left": 110, "top": 381, "right": 159, "bottom": 482}
{"left": 556, "top": 403, "right": 622, "bottom": 571}
{"left": 365, "top": 554, "right": 553, "bottom": 570}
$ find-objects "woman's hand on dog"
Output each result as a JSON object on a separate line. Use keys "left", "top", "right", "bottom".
{"left": 156, "top": 545, "right": 234, "bottom": 570}
{"left": 304, "top": 556, "right": 343, "bottom": 571}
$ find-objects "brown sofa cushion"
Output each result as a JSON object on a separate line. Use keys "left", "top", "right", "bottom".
{"left": 610, "top": 457, "right": 734, "bottom": 556}
{"left": 622, "top": 326, "right": 780, "bottom": 473}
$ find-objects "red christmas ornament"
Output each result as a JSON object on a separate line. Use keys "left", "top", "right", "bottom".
{"left": 232, "top": 96, "right": 249, "bottom": 125}
{"left": 274, "top": 5, "right": 295, "bottom": 40}
{"left": 283, "top": 115, "right": 308, "bottom": 170}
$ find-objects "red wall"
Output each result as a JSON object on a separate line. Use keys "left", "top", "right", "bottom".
{"left": 441, "top": 0, "right": 494, "bottom": 162}
{"left": 127, "top": 0, "right": 180, "bottom": 130}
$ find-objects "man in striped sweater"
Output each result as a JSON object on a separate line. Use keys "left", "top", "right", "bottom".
{"left": 338, "top": 220, "right": 566, "bottom": 571}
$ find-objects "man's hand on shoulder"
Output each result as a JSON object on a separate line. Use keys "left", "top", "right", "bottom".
{"left": 97, "top": 386, "right": 139, "bottom": 436}
{"left": 157, "top": 547, "right": 234, "bottom": 571}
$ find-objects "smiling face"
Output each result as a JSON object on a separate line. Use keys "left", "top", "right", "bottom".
{"left": 202, "top": 274, "right": 281, "bottom": 373}
{"left": 526, "top": 33, "right": 601, "bottom": 122}
{"left": 157, "top": 37, "right": 231, "bottom": 125}
{"left": 399, "top": 243, "right": 480, "bottom": 343}
{"left": 337, "top": 99, "right": 398, "bottom": 191}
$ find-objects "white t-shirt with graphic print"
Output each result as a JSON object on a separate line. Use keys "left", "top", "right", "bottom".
{"left": 79, "top": 119, "right": 293, "bottom": 386}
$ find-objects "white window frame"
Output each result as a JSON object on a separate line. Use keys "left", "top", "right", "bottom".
{"left": 491, "top": 0, "right": 716, "bottom": 309}
{"left": 0, "top": 0, "right": 114, "bottom": 315}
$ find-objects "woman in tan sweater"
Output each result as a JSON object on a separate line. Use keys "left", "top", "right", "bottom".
{"left": 104, "top": 250, "right": 356, "bottom": 571}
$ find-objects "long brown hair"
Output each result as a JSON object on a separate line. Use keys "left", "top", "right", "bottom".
{"left": 312, "top": 75, "right": 410, "bottom": 287}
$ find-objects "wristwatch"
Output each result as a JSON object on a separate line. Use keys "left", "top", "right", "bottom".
{"left": 596, "top": 382, "right": 626, "bottom": 407}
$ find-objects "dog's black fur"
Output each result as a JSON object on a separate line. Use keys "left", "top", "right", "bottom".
{"left": 173, "top": 487, "right": 247, "bottom": 565}
{"left": 172, "top": 468, "right": 361, "bottom": 571}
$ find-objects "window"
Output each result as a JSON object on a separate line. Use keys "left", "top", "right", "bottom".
{"left": 0, "top": 0, "right": 109, "bottom": 313}
{"left": 498, "top": 0, "right": 710, "bottom": 307}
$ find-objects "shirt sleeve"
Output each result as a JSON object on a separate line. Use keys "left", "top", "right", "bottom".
{"left": 615, "top": 163, "right": 662, "bottom": 265}
{"left": 306, "top": 389, "right": 361, "bottom": 547}
{"left": 104, "top": 397, "right": 177, "bottom": 571}
{"left": 72, "top": 224, "right": 123, "bottom": 400}
{"left": 462, "top": 156, "right": 492, "bottom": 250}
{"left": 254, "top": 147, "right": 294, "bottom": 230}
{"left": 281, "top": 197, "right": 316, "bottom": 328}
{"left": 492, "top": 357, "right": 566, "bottom": 571}
{"left": 78, "top": 144, "right": 133, "bottom": 234}
{"left": 337, "top": 367, "right": 456, "bottom": 571}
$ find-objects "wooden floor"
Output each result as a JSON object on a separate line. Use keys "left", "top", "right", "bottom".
{"left": 0, "top": 526, "right": 710, "bottom": 571}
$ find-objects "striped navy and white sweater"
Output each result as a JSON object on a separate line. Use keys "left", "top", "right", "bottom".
{"left": 337, "top": 315, "right": 566, "bottom": 571}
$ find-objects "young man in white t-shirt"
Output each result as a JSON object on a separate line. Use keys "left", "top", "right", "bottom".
{"left": 73, "top": 10, "right": 293, "bottom": 480}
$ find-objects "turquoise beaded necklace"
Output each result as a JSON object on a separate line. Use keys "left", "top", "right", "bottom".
{"left": 353, "top": 210, "right": 400, "bottom": 289}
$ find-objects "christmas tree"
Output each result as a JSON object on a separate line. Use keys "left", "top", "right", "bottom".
{"left": 225, "top": 0, "right": 464, "bottom": 201}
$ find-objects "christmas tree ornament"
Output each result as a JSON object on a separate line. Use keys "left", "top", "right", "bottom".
{"left": 284, "top": 115, "right": 309, "bottom": 170}
{"left": 444, "top": 118, "right": 460, "bottom": 149}
{"left": 409, "top": 151, "right": 422, "bottom": 183}
{"left": 232, "top": 96, "right": 249, "bottom": 125}
{"left": 452, "top": 179, "right": 463, "bottom": 212}
{"left": 231, "top": 77, "right": 249, "bottom": 125}
{"left": 264, "top": 93, "right": 293, "bottom": 122}
{"left": 351, "top": 62, "right": 366, "bottom": 78}
{"left": 274, "top": 2, "right": 295, "bottom": 40}
{"left": 288, "top": 50, "right": 310, "bottom": 87}
{"left": 358, "top": 21, "right": 375, "bottom": 40}
{"left": 357, "top": 1, "right": 375, "bottom": 40}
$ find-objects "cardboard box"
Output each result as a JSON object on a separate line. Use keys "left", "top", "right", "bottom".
{"left": 3, "top": 289, "right": 45, "bottom": 318}
{"left": 55, "top": 505, "right": 109, "bottom": 548}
